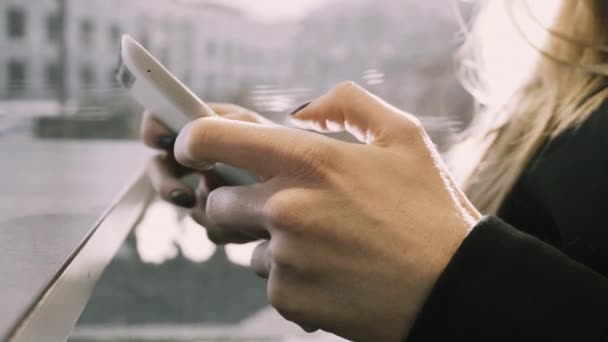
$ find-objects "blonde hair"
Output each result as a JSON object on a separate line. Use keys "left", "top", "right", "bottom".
{"left": 458, "top": 0, "right": 608, "bottom": 214}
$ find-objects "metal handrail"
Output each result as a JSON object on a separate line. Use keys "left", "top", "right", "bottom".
{"left": 7, "top": 172, "right": 153, "bottom": 342}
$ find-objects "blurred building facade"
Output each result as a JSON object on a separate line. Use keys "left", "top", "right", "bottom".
{"left": 0, "top": 0, "right": 473, "bottom": 144}
{"left": 0, "top": 0, "right": 294, "bottom": 104}
{"left": 291, "top": 0, "right": 474, "bottom": 138}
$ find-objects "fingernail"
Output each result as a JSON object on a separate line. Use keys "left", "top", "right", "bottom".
{"left": 170, "top": 190, "right": 196, "bottom": 208}
{"left": 157, "top": 136, "right": 177, "bottom": 150}
{"left": 289, "top": 101, "right": 311, "bottom": 115}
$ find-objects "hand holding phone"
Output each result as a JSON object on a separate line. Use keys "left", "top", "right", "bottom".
{"left": 117, "top": 34, "right": 258, "bottom": 186}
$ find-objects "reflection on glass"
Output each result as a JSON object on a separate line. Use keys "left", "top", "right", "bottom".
{"left": 134, "top": 198, "right": 262, "bottom": 268}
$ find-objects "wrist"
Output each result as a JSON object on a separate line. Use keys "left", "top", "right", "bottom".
{"left": 400, "top": 213, "right": 473, "bottom": 337}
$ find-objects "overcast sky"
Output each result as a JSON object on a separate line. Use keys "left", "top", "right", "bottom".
{"left": 222, "top": 0, "right": 331, "bottom": 20}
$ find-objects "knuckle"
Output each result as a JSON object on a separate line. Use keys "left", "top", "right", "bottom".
{"left": 267, "top": 280, "right": 300, "bottom": 322}
{"left": 330, "top": 80, "right": 361, "bottom": 97}
{"left": 267, "top": 279, "right": 286, "bottom": 310}
{"left": 403, "top": 114, "right": 424, "bottom": 133}
{"left": 397, "top": 114, "right": 426, "bottom": 143}
{"left": 271, "top": 251, "right": 290, "bottom": 268}
{"left": 328, "top": 81, "right": 365, "bottom": 109}
{"left": 263, "top": 192, "right": 298, "bottom": 227}
{"left": 289, "top": 140, "right": 340, "bottom": 176}
{"left": 262, "top": 190, "right": 303, "bottom": 230}
{"left": 269, "top": 239, "right": 294, "bottom": 267}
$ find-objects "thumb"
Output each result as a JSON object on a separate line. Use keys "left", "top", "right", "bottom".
{"left": 288, "top": 81, "right": 422, "bottom": 147}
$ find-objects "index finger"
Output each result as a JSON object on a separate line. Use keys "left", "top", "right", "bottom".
{"left": 175, "top": 117, "right": 331, "bottom": 178}
{"left": 288, "top": 81, "right": 420, "bottom": 147}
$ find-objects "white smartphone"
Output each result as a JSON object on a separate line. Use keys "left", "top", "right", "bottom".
{"left": 117, "top": 34, "right": 257, "bottom": 185}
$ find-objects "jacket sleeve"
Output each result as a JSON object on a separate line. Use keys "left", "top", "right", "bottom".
{"left": 406, "top": 216, "right": 608, "bottom": 342}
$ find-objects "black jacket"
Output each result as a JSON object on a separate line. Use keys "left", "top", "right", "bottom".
{"left": 408, "top": 102, "right": 608, "bottom": 340}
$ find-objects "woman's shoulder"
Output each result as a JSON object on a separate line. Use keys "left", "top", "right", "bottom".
{"left": 519, "top": 100, "right": 608, "bottom": 275}
{"left": 499, "top": 100, "right": 608, "bottom": 230}
{"left": 537, "top": 100, "right": 608, "bottom": 162}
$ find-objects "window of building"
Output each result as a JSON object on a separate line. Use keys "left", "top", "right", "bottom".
{"left": 45, "top": 63, "right": 62, "bottom": 89}
{"left": 80, "top": 19, "right": 94, "bottom": 47}
{"left": 47, "top": 14, "right": 62, "bottom": 42}
{"left": 7, "top": 8, "right": 26, "bottom": 38}
{"left": 7, "top": 61, "right": 26, "bottom": 96}
{"left": 109, "top": 23, "right": 121, "bottom": 46}
{"left": 80, "top": 65, "right": 96, "bottom": 88}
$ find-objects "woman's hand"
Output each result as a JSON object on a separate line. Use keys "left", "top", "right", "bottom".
{"left": 174, "top": 82, "right": 482, "bottom": 341}
{"left": 141, "top": 103, "right": 273, "bottom": 244}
